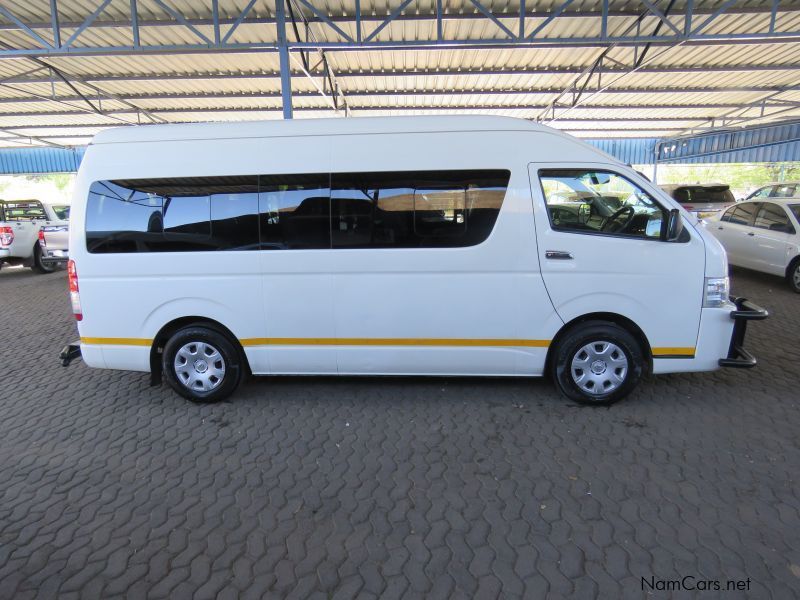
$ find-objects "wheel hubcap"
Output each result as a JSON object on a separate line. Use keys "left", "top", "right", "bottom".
{"left": 571, "top": 341, "right": 628, "bottom": 396}
{"left": 174, "top": 342, "right": 225, "bottom": 392}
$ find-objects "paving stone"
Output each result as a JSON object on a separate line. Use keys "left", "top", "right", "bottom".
{"left": 0, "top": 266, "right": 798, "bottom": 598}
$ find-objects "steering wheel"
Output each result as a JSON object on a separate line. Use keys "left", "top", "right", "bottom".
{"left": 601, "top": 206, "right": 635, "bottom": 233}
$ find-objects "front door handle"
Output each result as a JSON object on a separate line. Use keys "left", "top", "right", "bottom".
{"left": 747, "top": 232, "right": 755, "bottom": 237}
{"left": 717, "top": 226, "right": 724, "bottom": 230}
{"left": 545, "top": 250, "right": 573, "bottom": 260}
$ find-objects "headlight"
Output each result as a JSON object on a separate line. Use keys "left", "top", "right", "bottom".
{"left": 704, "top": 277, "right": 730, "bottom": 308}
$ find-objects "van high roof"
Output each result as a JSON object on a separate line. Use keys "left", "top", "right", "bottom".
{"left": 91, "top": 115, "right": 567, "bottom": 145}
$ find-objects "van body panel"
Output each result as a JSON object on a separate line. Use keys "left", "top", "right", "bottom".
{"left": 325, "top": 131, "right": 560, "bottom": 375}
{"left": 67, "top": 116, "right": 747, "bottom": 392}
{"left": 652, "top": 307, "right": 735, "bottom": 374}
{"left": 529, "top": 163, "right": 706, "bottom": 355}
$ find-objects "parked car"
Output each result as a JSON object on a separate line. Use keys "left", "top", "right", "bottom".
{"left": 660, "top": 183, "right": 736, "bottom": 220}
{"left": 709, "top": 198, "right": 800, "bottom": 292}
{"left": 61, "top": 116, "right": 766, "bottom": 405}
{"left": 744, "top": 182, "right": 800, "bottom": 201}
{"left": 0, "top": 200, "right": 69, "bottom": 273}
{"left": 39, "top": 221, "right": 70, "bottom": 267}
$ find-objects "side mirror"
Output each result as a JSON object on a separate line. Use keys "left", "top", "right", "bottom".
{"left": 665, "top": 208, "right": 683, "bottom": 241}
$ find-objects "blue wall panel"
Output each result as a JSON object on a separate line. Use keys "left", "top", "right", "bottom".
{"left": 655, "top": 122, "right": 800, "bottom": 164}
{"left": 586, "top": 138, "right": 657, "bottom": 165}
{"left": 0, "top": 147, "right": 85, "bottom": 175}
{"left": 0, "top": 122, "right": 797, "bottom": 175}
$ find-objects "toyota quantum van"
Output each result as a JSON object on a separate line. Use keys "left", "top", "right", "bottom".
{"left": 61, "top": 116, "right": 766, "bottom": 404}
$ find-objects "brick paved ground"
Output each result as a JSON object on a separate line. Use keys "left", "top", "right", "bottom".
{"left": 0, "top": 264, "right": 798, "bottom": 599}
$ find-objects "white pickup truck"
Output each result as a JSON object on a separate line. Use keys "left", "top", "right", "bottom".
{"left": 0, "top": 200, "right": 69, "bottom": 273}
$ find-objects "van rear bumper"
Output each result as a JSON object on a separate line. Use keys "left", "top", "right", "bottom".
{"left": 718, "top": 297, "right": 768, "bottom": 368}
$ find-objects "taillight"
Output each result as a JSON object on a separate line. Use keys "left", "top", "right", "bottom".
{"left": 683, "top": 205, "right": 695, "bottom": 211}
{"left": 68, "top": 259, "right": 82, "bottom": 321}
{"left": 38, "top": 228, "right": 46, "bottom": 246}
{"left": 0, "top": 226, "right": 13, "bottom": 246}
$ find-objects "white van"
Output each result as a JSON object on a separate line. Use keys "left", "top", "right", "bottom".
{"left": 61, "top": 116, "right": 766, "bottom": 404}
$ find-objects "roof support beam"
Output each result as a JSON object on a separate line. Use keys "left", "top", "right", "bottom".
{"left": 2, "top": 35, "right": 799, "bottom": 59}
{"left": 1, "top": 104, "right": 798, "bottom": 120}
{"left": 0, "top": 7, "right": 792, "bottom": 33}
{"left": 63, "top": 0, "right": 113, "bottom": 49}
{"left": 1, "top": 3, "right": 799, "bottom": 57}
{"left": 2, "top": 86, "right": 799, "bottom": 106}
{"left": 5, "top": 64, "right": 800, "bottom": 86}
{"left": 286, "top": 0, "right": 349, "bottom": 115}
{"left": 50, "top": 0, "right": 61, "bottom": 48}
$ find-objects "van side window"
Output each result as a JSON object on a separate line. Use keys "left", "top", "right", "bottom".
{"left": 259, "top": 174, "right": 331, "bottom": 249}
{"left": 330, "top": 170, "right": 509, "bottom": 248}
{"left": 538, "top": 170, "right": 666, "bottom": 240}
{"left": 87, "top": 171, "right": 509, "bottom": 253}
{"left": 86, "top": 176, "right": 259, "bottom": 253}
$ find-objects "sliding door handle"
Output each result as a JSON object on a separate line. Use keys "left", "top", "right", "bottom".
{"left": 545, "top": 250, "right": 574, "bottom": 260}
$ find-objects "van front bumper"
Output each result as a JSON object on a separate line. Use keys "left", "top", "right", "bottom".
{"left": 718, "top": 297, "right": 768, "bottom": 368}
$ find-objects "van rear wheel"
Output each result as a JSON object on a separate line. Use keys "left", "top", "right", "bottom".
{"left": 551, "top": 321, "right": 644, "bottom": 405}
{"left": 162, "top": 326, "right": 243, "bottom": 402}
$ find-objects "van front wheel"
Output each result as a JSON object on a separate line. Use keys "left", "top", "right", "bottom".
{"left": 162, "top": 326, "right": 243, "bottom": 402}
{"left": 551, "top": 321, "right": 644, "bottom": 405}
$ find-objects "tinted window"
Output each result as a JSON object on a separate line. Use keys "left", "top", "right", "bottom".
{"left": 727, "top": 203, "right": 759, "bottom": 226}
{"left": 772, "top": 184, "right": 796, "bottom": 198}
{"left": 686, "top": 186, "right": 734, "bottom": 204}
{"left": 751, "top": 186, "right": 773, "bottom": 198}
{"left": 51, "top": 205, "right": 70, "bottom": 220}
{"left": 259, "top": 174, "right": 330, "bottom": 249}
{"left": 86, "top": 181, "right": 164, "bottom": 253}
{"left": 86, "top": 176, "right": 259, "bottom": 253}
{"left": 539, "top": 170, "right": 666, "bottom": 240}
{"left": 331, "top": 170, "right": 508, "bottom": 248}
{"left": 754, "top": 203, "right": 794, "bottom": 233}
{"left": 790, "top": 204, "right": 800, "bottom": 223}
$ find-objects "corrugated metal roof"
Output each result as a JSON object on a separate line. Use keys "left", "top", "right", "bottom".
{"left": 0, "top": 1, "right": 798, "bottom": 147}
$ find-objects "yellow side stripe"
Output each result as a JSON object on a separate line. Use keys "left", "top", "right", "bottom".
{"left": 79, "top": 337, "right": 694, "bottom": 357}
{"left": 241, "top": 337, "right": 550, "bottom": 348}
{"left": 81, "top": 337, "right": 152, "bottom": 346}
{"left": 652, "top": 347, "right": 696, "bottom": 357}
{"left": 81, "top": 336, "right": 550, "bottom": 348}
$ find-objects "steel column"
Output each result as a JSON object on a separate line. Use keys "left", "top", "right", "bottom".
{"left": 275, "top": 0, "right": 293, "bottom": 119}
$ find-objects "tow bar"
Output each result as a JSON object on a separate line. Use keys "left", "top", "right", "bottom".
{"left": 59, "top": 342, "right": 81, "bottom": 367}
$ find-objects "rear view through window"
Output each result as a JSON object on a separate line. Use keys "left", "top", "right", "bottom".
{"left": 671, "top": 185, "right": 734, "bottom": 204}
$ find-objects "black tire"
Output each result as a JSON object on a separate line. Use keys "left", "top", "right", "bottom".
{"left": 550, "top": 321, "right": 645, "bottom": 405}
{"left": 162, "top": 326, "right": 243, "bottom": 402}
{"left": 32, "top": 243, "right": 58, "bottom": 274}
{"left": 788, "top": 257, "right": 800, "bottom": 293}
